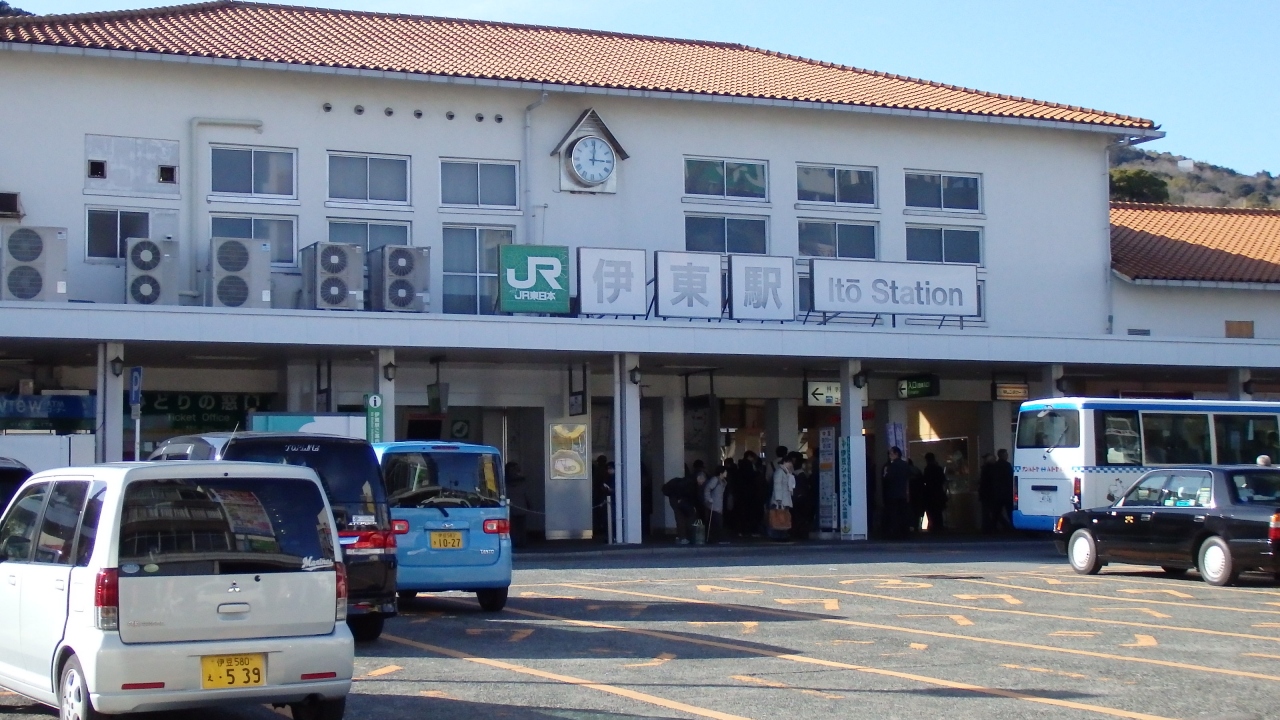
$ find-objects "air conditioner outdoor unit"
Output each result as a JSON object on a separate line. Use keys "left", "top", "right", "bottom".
{"left": 210, "top": 237, "right": 271, "bottom": 309}
{"left": 125, "top": 237, "right": 179, "bottom": 305}
{"left": 300, "top": 242, "right": 364, "bottom": 311}
{"left": 2, "top": 226, "right": 67, "bottom": 302}
{"left": 368, "top": 245, "right": 429, "bottom": 312}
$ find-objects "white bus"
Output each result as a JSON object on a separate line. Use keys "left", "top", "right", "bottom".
{"left": 1013, "top": 397, "right": 1280, "bottom": 531}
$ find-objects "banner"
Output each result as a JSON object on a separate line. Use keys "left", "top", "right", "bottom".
{"left": 838, "top": 436, "right": 853, "bottom": 538}
{"left": 810, "top": 258, "right": 979, "bottom": 317}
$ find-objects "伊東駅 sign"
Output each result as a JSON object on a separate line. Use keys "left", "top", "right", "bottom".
{"left": 810, "top": 259, "right": 979, "bottom": 317}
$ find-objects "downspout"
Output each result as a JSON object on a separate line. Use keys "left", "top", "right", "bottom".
{"left": 188, "top": 117, "right": 264, "bottom": 302}
{"left": 1104, "top": 140, "right": 1117, "bottom": 334}
{"left": 523, "top": 92, "right": 549, "bottom": 244}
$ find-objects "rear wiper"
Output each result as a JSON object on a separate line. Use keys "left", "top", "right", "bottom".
{"left": 433, "top": 506, "right": 449, "bottom": 517}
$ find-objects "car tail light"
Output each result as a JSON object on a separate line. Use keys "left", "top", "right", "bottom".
{"left": 391, "top": 519, "right": 410, "bottom": 534}
{"left": 1054, "top": 517, "right": 1065, "bottom": 534}
{"left": 483, "top": 518, "right": 510, "bottom": 535}
{"left": 1012, "top": 476, "right": 1019, "bottom": 511}
{"left": 1072, "top": 477, "right": 1082, "bottom": 510}
{"left": 334, "top": 562, "right": 348, "bottom": 621}
{"left": 95, "top": 568, "right": 119, "bottom": 631}
{"left": 1269, "top": 513, "right": 1280, "bottom": 544}
{"left": 340, "top": 530, "right": 396, "bottom": 555}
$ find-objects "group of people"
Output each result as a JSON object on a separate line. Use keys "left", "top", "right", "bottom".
{"left": 881, "top": 447, "right": 1015, "bottom": 538}
{"left": 663, "top": 446, "right": 815, "bottom": 544}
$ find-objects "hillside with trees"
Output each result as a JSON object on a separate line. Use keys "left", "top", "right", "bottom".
{"left": 1110, "top": 146, "right": 1277, "bottom": 208}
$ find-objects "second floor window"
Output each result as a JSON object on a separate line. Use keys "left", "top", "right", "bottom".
{"left": 440, "top": 161, "right": 517, "bottom": 207}
{"left": 905, "top": 225, "right": 981, "bottom": 264}
{"left": 905, "top": 171, "right": 980, "bottom": 211}
{"left": 328, "top": 220, "right": 410, "bottom": 252}
{"left": 685, "top": 158, "right": 767, "bottom": 200}
{"left": 329, "top": 153, "right": 409, "bottom": 204}
{"left": 685, "top": 215, "right": 766, "bottom": 254}
{"left": 442, "top": 225, "right": 511, "bottom": 314}
{"left": 797, "top": 165, "right": 875, "bottom": 205}
{"left": 211, "top": 214, "right": 295, "bottom": 264}
{"left": 211, "top": 147, "right": 295, "bottom": 198}
{"left": 798, "top": 221, "right": 876, "bottom": 259}
{"left": 87, "top": 208, "right": 148, "bottom": 260}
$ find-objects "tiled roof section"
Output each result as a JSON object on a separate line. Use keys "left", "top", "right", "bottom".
{"left": 1111, "top": 202, "right": 1280, "bottom": 284}
{"left": 0, "top": 1, "right": 1156, "bottom": 130}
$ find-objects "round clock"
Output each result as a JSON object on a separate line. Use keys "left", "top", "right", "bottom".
{"left": 568, "top": 135, "right": 616, "bottom": 186}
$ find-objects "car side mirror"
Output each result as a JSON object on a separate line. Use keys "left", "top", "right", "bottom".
{"left": 1106, "top": 493, "right": 1116, "bottom": 502}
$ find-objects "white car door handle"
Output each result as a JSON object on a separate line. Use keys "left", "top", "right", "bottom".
{"left": 5, "top": 574, "right": 14, "bottom": 586}
{"left": 54, "top": 579, "right": 65, "bottom": 591}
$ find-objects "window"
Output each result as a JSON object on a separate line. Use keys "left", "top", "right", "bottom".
{"left": 905, "top": 172, "right": 980, "bottom": 211}
{"left": 1096, "top": 411, "right": 1142, "bottom": 466}
{"left": 211, "top": 215, "right": 295, "bottom": 264}
{"left": 685, "top": 158, "right": 767, "bottom": 200}
{"left": 1225, "top": 320, "right": 1255, "bottom": 339}
{"left": 87, "top": 208, "right": 149, "bottom": 260}
{"left": 1119, "top": 474, "right": 1167, "bottom": 507}
{"left": 440, "top": 161, "right": 517, "bottom": 207}
{"left": 685, "top": 215, "right": 766, "bottom": 254}
{"left": 33, "top": 481, "right": 87, "bottom": 565}
{"left": 211, "top": 146, "right": 295, "bottom": 198}
{"left": 158, "top": 166, "right": 178, "bottom": 184}
{"left": 1163, "top": 472, "right": 1212, "bottom": 508}
{"left": 1230, "top": 471, "right": 1280, "bottom": 504}
{"left": 74, "top": 489, "right": 104, "bottom": 567}
{"left": 798, "top": 221, "right": 876, "bottom": 259}
{"left": 797, "top": 165, "right": 875, "bottom": 205}
{"left": 1015, "top": 409, "right": 1080, "bottom": 449}
{"left": 906, "top": 226, "right": 981, "bottom": 264}
{"left": 1213, "top": 414, "right": 1280, "bottom": 465}
{"left": 442, "top": 226, "right": 510, "bottom": 314}
{"left": 328, "top": 220, "right": 410, "bottom": 253}
{"left": 0, "top": 482, "right": 47, "bottom": 562}
{"left": 329, "top": 153, "right": 409, "bottom": 204}
{"left": 382, "top": 451, "right": 503, "bottom": 509}
{"left": 1141, "top": 413, "right": 1211, "bottom": 464}
{"left": 87, "top": 160, "right": 106, "bottom": 179}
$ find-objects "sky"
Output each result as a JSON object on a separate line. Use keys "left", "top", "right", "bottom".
{"left": 16, "top": 0, "right": 1278, "bottom": 176}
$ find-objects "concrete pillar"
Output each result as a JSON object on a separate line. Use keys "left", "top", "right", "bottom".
{"left": 1228, "top": 368, "right": 1253, "bottom": 401}
{"left": 1048, "top": 364, "right": 1066, "bottom": 398}
{"left": 765, "top": 398, "right": 801, "bottom": 456}
{"left": 96, "top": 342, "right": 125, "bottom": 463}
{"left": 660, "top": 394, "right": 684, "bottom": 532}
{"left": 839, "top": 359, "right": 867, "bottom": 540}
{"left": 613, "top": 353, "right": 642, "bottom": 544}
{"left": 377, "top": 348, "right": 396, "bottom": 440}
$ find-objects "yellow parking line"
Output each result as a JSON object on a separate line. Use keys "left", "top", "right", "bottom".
{"left": 382, "top": 633, "right": 753, "bottom": 720}
{"left": 561, "top": 581, "right": 1280, "bottom": 685}
{"left": 1015, "top": 571, "right": 1280, "bottom": 597}
{"left": 958, "top": 579, "right": 1280, "bottom": 614}
{"left": 506, "top": 595, "right": 1174, "bottom": 720}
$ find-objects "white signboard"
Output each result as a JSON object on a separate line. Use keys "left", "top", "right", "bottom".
{"left": 654, "top": 251, "right": 722, "bottom": 319}
{"left": 578, "top": 247, "right": 648, "bottom": 315}
{"left": 810, "top": 259, "right": 980, "bottom": 317}
{"left": 728, "top": 254, "right": 795, "bottom": 321}
{"left": 818, "top": 427, "right": 837, "bottom": 533}
{"left": 807, "top": 382, "right": 841, "bottom": 407}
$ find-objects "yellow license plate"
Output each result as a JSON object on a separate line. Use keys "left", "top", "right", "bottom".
{"left": 430, "top": 531, "right": 464, "bottom": 549}
{"left": 201, "top": 653, "right": 266, "bottom": 689}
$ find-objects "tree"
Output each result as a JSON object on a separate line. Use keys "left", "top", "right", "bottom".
{"left": 0, "top": 2, "right": 33, "bottom": 16}
{"left": 1110, "top": 168, "right": 1170, "bottom": 203}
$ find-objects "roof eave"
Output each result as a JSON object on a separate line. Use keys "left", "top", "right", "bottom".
{"left": 1111, "top": 268, "right": 1280, "bottom": 291}
{"left": 0, "top": 42, "right": 1160, "bottom": 136}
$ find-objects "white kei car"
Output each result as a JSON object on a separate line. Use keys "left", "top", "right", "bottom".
{"left": 0, "top": 462, "right": 354, "bottom": 720}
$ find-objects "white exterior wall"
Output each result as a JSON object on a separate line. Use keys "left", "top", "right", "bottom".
{"left": 1112, "top": 280, "right": 1280, "bottom": 340}
{"left": 0, "top": 51, "right": 1113, "bottom": 337}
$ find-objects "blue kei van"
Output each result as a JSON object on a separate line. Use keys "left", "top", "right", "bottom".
{"left": 373, "top": 441, "right": 512, "bottom": 612}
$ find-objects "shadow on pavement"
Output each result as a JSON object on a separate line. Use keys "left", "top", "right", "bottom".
{"left": 349, "top": 692, "right": 688, "bottom": 720}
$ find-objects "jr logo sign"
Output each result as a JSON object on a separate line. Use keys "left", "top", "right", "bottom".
{"left": 499, "top": 245, "right": 571, "bottom": 314}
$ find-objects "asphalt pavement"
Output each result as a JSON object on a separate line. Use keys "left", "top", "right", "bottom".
{"left": 4, "top": 541, "right": 1277, "bottom": 720}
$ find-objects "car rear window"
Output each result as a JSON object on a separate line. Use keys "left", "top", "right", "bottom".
{"left": 1229, "top": 471, "right": 1280, "bottom": 505}
{"left": 383, "top": 451, "right": 503, "bottom": 509}
{"left": 220, "top": 439, "right": 386, "bottom": 505}
{"left": 118, "top": 478, "right": 335, "bottom": 576}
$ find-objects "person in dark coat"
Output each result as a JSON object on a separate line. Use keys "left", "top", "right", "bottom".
{"left": 994, "top": 449, "right": 1015, "bottom": 532}
{"left": 591, "top": 457, "right": 614, "bottom": 543}
{"left": 882, "top": 447, "right": 911, "bottom": 539}
{"left": 907, "top": 458, "right": 926, "bottom": 533}
{"left": 922, "top": 452, "right": 948, "bottom": 533}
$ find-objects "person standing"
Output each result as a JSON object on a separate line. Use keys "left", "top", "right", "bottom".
{"left": 703, "top": 464, "right": 728, "bottom": 544}
{"left": 882, "top": 447, "right": 911, "bottom": 539}
{"left": 994, "top": 449, "right": 1015, "bottom": 532}
{"left": 907, "top": 458, "right": 926, "bottom": 533}
{"left": 768, "top": 457, "right": 796, "bottom": 541}
{"left": 922, "top": 453, "right": 948, "bottom": 533}
{"left": 591, "top": 455, "right": 611, "bottom": 543}
{"left": 739, "top": 451, "right": 762, "bottom": 536}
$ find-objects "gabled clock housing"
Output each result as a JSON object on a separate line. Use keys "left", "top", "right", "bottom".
{"left": 551, "top": 108, "right": 629, "bottom": 194}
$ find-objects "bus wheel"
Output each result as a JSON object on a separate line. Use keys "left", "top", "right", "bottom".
{"left": 1068, "top": 529, "right": 1103, "bottom": 575}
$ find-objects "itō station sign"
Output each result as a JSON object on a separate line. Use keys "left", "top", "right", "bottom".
{"left": 811, "top": 259, "right": 979, "bottom": 317}
{"left": 499, "top": 245, "right": 570, "bottom": 314}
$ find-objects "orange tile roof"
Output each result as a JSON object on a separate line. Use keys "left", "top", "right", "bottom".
{"left": 1111, "top": 202, "right": 1280, "bottom": 284}
{"left": 0, "top": 1, "right": 1156, "bottom": 131}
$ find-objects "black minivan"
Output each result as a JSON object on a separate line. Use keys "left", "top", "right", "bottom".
{"left": 150, "top": 432, "right": 399, "bottom": 641}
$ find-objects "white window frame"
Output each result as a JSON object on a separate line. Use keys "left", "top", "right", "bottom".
{"left": 684, "top": 213, "right": 769, "bottom": 255}
{"left": 326, "top": 151, "right": 411, "bottom": 207}
{"left": 796, "top": 218, "right": 878, "bottom": 260}
{"left": 904, "top": 223, "right": 983, "bottom": 266}
{"left": 440, "top": 223, "right": 514, "bottom": 315}
{"left": 795, "top": 163, "right": 878, "bottom": 207}
{"left": 438, "top": 159, "right": 520, "bottom": 209}
{"left": 209, "top": 212, "right": 298, "bottom": 267}
{"left": 209, "top": 144, "right": 298, "bottom": 201}
{"left": 903, "top": 170, "right": 983, "bottom": 213}
{"left": 326, "top": 218, "right": 412, "bottom": 253}
{"left": 683, "top": 156, "right": 770, "bottom": 202}
{"left": 84, "top": 206, "right": 153, "bottom": 263}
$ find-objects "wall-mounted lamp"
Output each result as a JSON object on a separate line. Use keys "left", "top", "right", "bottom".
{"left": 1243, "top": 379, "right": 1256, "bottom": 395}
{"left": 628, "top": 367, "right": 642, "bottom": 385}
{"left": 109, "top": 356, "right": 124, "bottom": 378}
{"left": 852, "top": 370, "right": 869, "bottom": 389}
{"left": 382, "top": 362, "right": 398, "bottom": 382}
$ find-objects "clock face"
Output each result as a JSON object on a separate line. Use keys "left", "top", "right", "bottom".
{"left": 569, "top": 136, "right": 616, "bottom": 186}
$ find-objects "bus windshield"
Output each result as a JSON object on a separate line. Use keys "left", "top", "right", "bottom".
{"left": 1016, "top": 409, "right": 1080, "bottom": 449}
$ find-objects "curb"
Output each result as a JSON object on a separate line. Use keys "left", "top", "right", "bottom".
{"left": 513, "top": 538, "right": 1058, "bottom": 563}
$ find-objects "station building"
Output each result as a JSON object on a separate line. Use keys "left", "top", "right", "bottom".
{"left": 1, "top": 2, "right": 1278, "bottom": 542}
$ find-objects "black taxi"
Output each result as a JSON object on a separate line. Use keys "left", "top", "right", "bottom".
{"left": 1055, "top": 466, "right": 1280, "bottom": 586}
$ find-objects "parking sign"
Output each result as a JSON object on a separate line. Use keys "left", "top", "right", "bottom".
{"left": 129, "top": 367, "right": 142, "bottom": 406}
